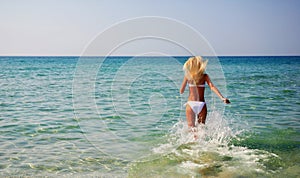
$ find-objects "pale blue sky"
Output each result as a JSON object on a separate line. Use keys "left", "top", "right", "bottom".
{"left": 0, "top": 0, "right": 299, "bottom": 56}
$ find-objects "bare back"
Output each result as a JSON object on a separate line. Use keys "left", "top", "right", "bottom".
{"left": 187, "top": 74, "right": 207, "bottom": 102}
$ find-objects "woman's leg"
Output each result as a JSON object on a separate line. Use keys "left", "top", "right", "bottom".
{"left": 186, "top": 105, "right": 198, "bottom": 139}
{"left": 186, "top": 104, "right": 195, "bottom": 127}
{"left": 198, "top": 103, "right": 207, "bottom": 124}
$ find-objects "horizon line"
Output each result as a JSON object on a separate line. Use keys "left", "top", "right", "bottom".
{"left": 0, "top": 54, "right": 300, "bottom": 57}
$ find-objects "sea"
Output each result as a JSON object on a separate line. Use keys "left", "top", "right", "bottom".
{"left": 0, "top": 56, "right": 299, "bottom": 177}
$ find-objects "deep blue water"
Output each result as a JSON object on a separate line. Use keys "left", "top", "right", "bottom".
{"left": 0, "top": 56, "right": 299, "bottom": 177}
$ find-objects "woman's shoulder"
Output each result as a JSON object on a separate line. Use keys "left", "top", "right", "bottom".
{"left": 201, "top": 74, "right": 208, "bottom": 79}
{"left": 202, "top": 74, "right": 210, "bottom": 82}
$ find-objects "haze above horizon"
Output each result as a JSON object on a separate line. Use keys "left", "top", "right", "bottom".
{"left": 1, "top": 0, "right": 299, "bottom": 56}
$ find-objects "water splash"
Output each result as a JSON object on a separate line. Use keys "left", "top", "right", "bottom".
{"left": 129, "top": 110, "right": 283, "bottom": 177}
{"left": 154, "top": 110, "right": 242, "bottom": 153}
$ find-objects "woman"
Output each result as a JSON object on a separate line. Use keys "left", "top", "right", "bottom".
{"left": 180, "top": 56, "right": 230, "bottom": 130}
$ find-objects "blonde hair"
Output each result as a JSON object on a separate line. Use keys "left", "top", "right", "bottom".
{"left": 183, "top": 56, "right": 208, "bottom": 83}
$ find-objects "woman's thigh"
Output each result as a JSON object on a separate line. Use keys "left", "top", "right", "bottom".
{"left": 186, "top": 105, "right": 195, "bottom": 127}
{"left": 198, "top": 103, "right": 207, "bottom": 124}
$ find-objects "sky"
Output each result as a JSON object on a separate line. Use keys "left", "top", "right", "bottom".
{"left": 0, "top": 0, "right": 299, "bottom": 56}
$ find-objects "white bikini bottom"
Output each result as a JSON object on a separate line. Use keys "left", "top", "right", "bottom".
{"left": 184, "top": 101, "right": 206, "bottom": 115}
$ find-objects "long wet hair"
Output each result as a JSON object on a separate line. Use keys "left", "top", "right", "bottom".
{"left": 183, "top": 56, "right": 208, "bottom": 84}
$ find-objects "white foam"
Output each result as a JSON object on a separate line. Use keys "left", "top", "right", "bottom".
{"left": 152, "top": 110, "right": 280, "bottom": 175}
{"left": 180, "top": 161, "right": 207, "bottom": 169}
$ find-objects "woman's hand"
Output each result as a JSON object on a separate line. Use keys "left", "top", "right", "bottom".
{"left": 222, "top": 98, "right": 230, "bottom": 104}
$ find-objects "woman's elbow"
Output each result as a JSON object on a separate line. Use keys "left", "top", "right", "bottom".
{"left": 180, "top": 89, "right": 184, "bottom": 94}
{"left": 209, "top": 84, "right": 216, "bottom": 90}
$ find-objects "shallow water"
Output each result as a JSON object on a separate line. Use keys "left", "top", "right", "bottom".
{"left": 0, "top": 56, "right": 299, "bottom": 177}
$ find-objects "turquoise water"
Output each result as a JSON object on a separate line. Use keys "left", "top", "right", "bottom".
{"left": 0, "top": 56, "right": 299, "bottom": 177}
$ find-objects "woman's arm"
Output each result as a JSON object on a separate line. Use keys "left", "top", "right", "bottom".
{"left": 205, "top": 74, "right": 230, "bottom": 104}
{"left": 180, "top": 76, "right": 188, "bottom": 94}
